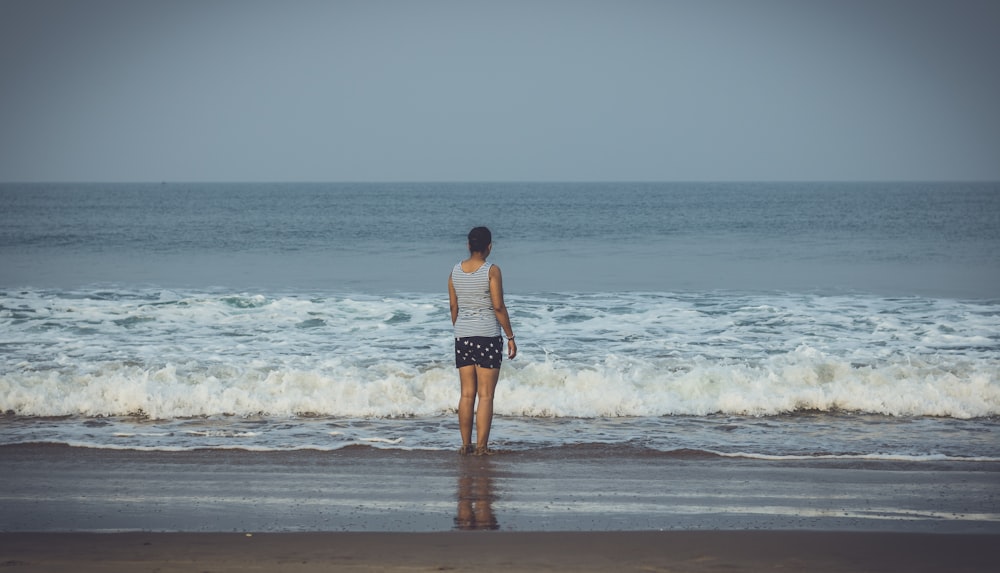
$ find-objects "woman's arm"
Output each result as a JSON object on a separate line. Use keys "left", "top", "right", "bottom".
{"left": 489, "top": 265, "right": 517, "bottom": 359}
{"left": 448, "top": 274, "right": 459, "bottom": 326}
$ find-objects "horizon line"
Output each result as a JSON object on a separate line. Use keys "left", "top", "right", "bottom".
{"left": 3, "top": 179, "right": 999, "bottom": 185}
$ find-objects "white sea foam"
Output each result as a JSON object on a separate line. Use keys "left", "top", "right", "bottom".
{"left": 711, "top": 451, "right": 1000, "bottom": 463}
{"left": 2, "top": 289, "right": 998, "bottom": 420}
{"left": 498, "top": 350, "right": 1000, "bottom": 419}
{"left": 2, "top": 349, "right": 997, "bottom": 419}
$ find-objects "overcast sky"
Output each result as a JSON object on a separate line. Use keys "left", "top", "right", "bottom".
{"left": 1, "top": 0, "right": 997, "bottom": 182}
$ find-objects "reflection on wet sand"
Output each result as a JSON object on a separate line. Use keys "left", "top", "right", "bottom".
{"left": 454, "top": 458, "right": 499, "bottom": 530}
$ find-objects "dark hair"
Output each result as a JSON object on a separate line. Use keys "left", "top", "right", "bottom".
{"left": 467, "top": 226, "right": 492, "bottom": 253}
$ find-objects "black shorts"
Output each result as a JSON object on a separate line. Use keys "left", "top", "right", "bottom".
{"left": 455, "top": 336, "right": 504, "bottom": 369}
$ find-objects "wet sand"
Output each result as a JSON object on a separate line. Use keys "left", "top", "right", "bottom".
{"left": 3, "top": 530, "right": 998, "bottom": 572}
{"left": 2, "top": 444, "right": 998, "bottom": 571}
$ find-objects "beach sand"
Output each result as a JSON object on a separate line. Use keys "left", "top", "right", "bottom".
{"left": 2, "top": 444, "right": 998, "bottom": 571}
{"left": 3, "top": 530, "right": 998, "bottom": 572}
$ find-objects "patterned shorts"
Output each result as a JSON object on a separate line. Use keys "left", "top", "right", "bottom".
{"left": 455, "top": 336, "right": 504, "bottom": 369}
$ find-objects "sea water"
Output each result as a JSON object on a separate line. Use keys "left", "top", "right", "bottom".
{"left": 1, "top": 182, "right": 999, "bottom": 459}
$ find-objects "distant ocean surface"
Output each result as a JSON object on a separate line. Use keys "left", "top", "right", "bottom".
{"left": 1, "top": 182, "right": 999, "bottom": 460}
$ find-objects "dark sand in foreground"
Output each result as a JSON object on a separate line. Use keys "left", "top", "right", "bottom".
{"left": 3, "top": 531, "right": 999, "bottom": 572}
{"left": 2, "top": 444, "right": 998, "bottom": 571}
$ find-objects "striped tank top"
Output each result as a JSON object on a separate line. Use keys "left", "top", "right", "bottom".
{"left": 451, "top": 261, "right": 501, "bottom": 338}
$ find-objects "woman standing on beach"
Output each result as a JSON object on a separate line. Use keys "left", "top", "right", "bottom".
{"left": 448, "top": 227, "right": 517, "bottom": 456}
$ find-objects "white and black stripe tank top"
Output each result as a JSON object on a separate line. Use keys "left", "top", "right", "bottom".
{"left": 451, "top": 261, "right": 501, "bottom": 338}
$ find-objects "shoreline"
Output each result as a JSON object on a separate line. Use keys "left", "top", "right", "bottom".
{"left": 3, "top": 443, "right": 999, "bottom": 571}
{"left": 3, "top": 443, "right": 998, "bottom": 534}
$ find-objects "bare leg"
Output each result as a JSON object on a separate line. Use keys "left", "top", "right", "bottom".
{"left": 474, "top": 366, "right": 500, "bottom": 451}
{"left": 458, "top": 365, "right": 478, "bottom": 452}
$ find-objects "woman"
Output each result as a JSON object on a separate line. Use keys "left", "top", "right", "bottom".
{"left": 448, "top": 226, "right": 517, "bottom": 456}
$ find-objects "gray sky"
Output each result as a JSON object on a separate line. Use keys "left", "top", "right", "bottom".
{"left": 1, "top": 0, "right": 998, "bottom": 182}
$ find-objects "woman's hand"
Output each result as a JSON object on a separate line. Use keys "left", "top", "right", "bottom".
{"left": 507, "top": 338, "right": 517, "bottom": 360}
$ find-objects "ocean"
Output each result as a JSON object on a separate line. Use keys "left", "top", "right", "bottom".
{"left": 1, "top": 182, "right": 999, "bottom": 460}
